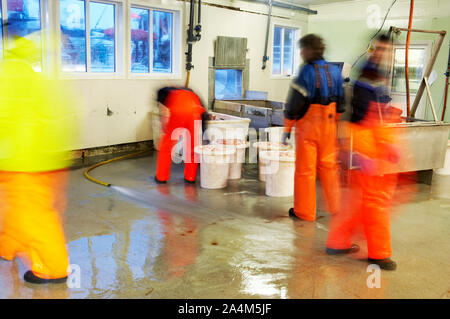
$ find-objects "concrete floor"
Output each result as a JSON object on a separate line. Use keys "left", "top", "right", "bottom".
{"left": 0, "top": 151, "right": 449, "bottom": 299}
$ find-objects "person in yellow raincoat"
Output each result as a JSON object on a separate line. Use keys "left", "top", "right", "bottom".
{"left": 0, "top": 36, "right": 77, "bottom": 284}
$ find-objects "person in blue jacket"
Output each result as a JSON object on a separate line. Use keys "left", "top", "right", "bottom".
{"left": 283, "top": 34, "right": 345, "bottom": 221}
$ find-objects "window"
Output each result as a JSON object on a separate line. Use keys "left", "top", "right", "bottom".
{"left": 130, "top": 7, "right": 149, "bottom": 73}
{"left": 215, "top": 69, "right": 243, "bottom": 100}
{"left": 272, "top": 26, "right": 298, "bottom": 76}
{"left": 90, "top": 1, "right": 115, "bottom": 72}
{"left": 152, "top": 10, "right": 172, "bottom": 73}
{"left": 131, "top": 7, "right": 174, "bottom": 74}
{"left": 60, "top": 0, "right": 86, "bottom": 72}
{"left": 60, "top": 0, "right": 117, "bottom": 73}
{"left": 392, "top": 46, "right": 426, "bottom": 93}
{"left": 1, "top": 0, "right": 42, "bottom": 70}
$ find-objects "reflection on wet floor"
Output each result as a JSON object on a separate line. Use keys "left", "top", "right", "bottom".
{"left": 0, "top": 154, "right": 449, "bottom": 298}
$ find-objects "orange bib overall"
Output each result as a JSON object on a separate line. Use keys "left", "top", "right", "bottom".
{"left": 156, "top": 89, "right": 205, "bottom": 182}
{"left": 326, "top": 101, "right": 399, "bottom": 259}
{"left": 285, "top": 64, "right": 341, "bottom": 221}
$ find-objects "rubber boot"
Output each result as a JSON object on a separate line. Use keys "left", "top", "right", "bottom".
{"left": 155, "top": 176, "right": 167, "bottom": 184}
{"left": 326, "top": 244, "right": 360, "bottom": 255}
{"left": 24, "top": 271, "right": 68, "bottom": 284}
{"left": 368, "top": 258, "right": 397, "bottom": 271}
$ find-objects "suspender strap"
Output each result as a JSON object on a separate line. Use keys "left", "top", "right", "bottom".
{"left": 314, "top": 64, "right": 321, "bottom": 89}
{"left": 313, "top": 64, "right": 333, "bottom": 92}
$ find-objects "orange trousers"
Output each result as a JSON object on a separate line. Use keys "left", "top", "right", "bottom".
{"left": 156, "top": 118, "right": 200, "bottom": 182}
{"left": 0, "top": 170, "right": 70, "bottom": 279}
{"left": 291, "top": 103, "right": 341, "bottom": 221}
{"left": 327, "top": 170, "right": 397, "bottom": 259}
{"left": 327, "top": 117, "right": 398, "bottom": 260}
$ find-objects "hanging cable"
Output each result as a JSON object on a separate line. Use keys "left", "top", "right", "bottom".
{"left": 351, "top": 0, "right": 398, "bottom": 68}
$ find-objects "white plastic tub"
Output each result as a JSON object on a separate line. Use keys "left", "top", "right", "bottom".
{"left": 260, "top": 150, "right": 296, "bottom": 197}
{"left": 213, "top": 139, "right": 249, "bottom": 180}
{"left": 194, "top": 145, "right": 236, "bottom": 189}
{"left": 436, "top": 141, "right": 450, "bottom": 176}
{"left": 206, "top": 112, "right": 251, "bottom": 143}
{"left": 264, "top": 127, "right": 296, "bottom": 146}
{"left": 253, "top": 142, "right": 293, "bottom": 181}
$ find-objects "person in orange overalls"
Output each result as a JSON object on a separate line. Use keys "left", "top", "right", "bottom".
{"left": 283, "top": 34, "right": 345, "bottom": 221}
{"left": 326, "top": 35, "right": 400, "bottom": 270}
{"left": 155, "top": 87, "right": 206, "bottom": 183}
{"left": 0, "top": 36, "right": 77, "bottom": 283}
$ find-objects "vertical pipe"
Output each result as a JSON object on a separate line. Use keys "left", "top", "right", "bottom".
{"left": 198, "top": 0, "right": 201, "bottom": 25}
{"left": 405, "top": 0, "right": 414, "bottom": 118}
{"left": 262, "top": 0, "right": 273, "bottom": 70}
{"left": 185, "top": 0, "right": 195, "bottom": 86}
{"left": 442, "top": 44, "right": 450, "bottom": 121}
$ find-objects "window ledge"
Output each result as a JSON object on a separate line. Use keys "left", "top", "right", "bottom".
{"left": 270, "top": 75, "right": 295, "bottom": 80}
{"left": 58, "top": 73, "right": 126, "bottom": 80}
{"left": 128, "top": 73, "right": 182, "bottom": 80}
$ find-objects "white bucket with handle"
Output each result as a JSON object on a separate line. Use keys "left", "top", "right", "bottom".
{"left": 260, "top": 150, "right": 296, "bottom": 197}
{"left": 212, "top": 139, "right": 249, "bottom": 179}
{"left": 253, "top": 142, "right": 293, "bottom": 182}
{"left": 194, "top": 145, "right": 236, "bottom": 189}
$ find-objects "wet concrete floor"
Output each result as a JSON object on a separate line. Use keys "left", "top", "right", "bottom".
{"left": 0, "top": 152, "right": 449, "bottom": 298}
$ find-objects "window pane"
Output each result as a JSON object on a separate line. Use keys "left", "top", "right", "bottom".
{"left": 60, "top": 0, "right": 87, "bottom": 72}
{"left": 392, "top": 48, "right": 425, "bottom": 93}
{"left": 90, "top": 1, "right": 115, "bottom": 73}
{"left": 272, "top": 26, "right": 282, "bottom": 75}
{"left": 283, "top": 28, "right": 295, "bottom": 75}
{"left": 215, "top": 69, "right": 243, "bottom": 100}
{"left": 153, "top": 10, "right": 173, "bottom": 73}
{"left": 7, "top": 0, "right": 42, "bottom": 70}
{"left": 131, "top": 7, "right": 149, "bottom": 73}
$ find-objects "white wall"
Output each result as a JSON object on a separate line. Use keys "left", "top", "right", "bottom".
{"left": 308, "top": 0, "right": 450, "bottom": 121}
{"left": 57, "top": 0, "right": 308, "bottom": 150}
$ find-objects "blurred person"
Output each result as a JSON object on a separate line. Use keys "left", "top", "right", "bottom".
{"left": 326, "top": 35, "right": 401, "bottom": 270}
{"left": 283, "top": 34, "right": 345, "bottom": 221}
{"left": 155, "top": 87, "right": 207, "bottom": 184}
{"left": 0, "top": 36, "right": 77, "bottom": 283}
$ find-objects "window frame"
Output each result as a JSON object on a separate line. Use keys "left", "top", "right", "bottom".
{"left": 0, "top": 0, "right": 46, "bottom": 70}
{"left": 271, "top": 24, "right": 300, "bottom": 79}
{"left": 389, "top": 40, "right": 433, "bottom": 118}
{"left": 127, "top": 0, "right": 181, "bottom": 80}
{"left": 56, "top": 0, "right": 123, "bottom": 79}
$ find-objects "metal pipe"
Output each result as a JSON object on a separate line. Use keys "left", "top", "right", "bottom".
{"left": 185, "top": 0, "right": 196, "bottom": 74}
{"left": 194, "top": 0, "right": 202, "bottom": 41}
{"left": 198, "top": 0, "right": 201, "bottom": 25}
{"left": 442, "top": 44, "right": 450, "bottom": 121}
{"left": 405, "top": 0, "right": 414, "bottom": 118}
{"left": 188, "top": 0, "right": 195, "bottom": 42}
{"left": 391, "top": 27, "right": 445, "bottom": 35}
{"left": 249, "top": 0, "right": 317, "bottom": 14}
{"left": 262, "top": 0, "right": 273, "bottom": 70}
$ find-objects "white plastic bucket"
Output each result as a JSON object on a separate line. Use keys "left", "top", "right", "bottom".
{"left": 194, "top": 145, "right": 236, "bottom": 189}
{"left": 253, "top": 142, "right": 293, "bottom": 181}
{"left": 435, "top": 141, "right": 450, "bottom": 176}
{"left": 264, "top": 127, "right": 296, "bottom": 146}
{"left": 205, "top": 112, "right": 251, "bottom": 143}
{"left": 260, "top": 150, "right": 296, "bottom": 197}
{"left": 212, "top": 139, "right": 249, "bottom": 179}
